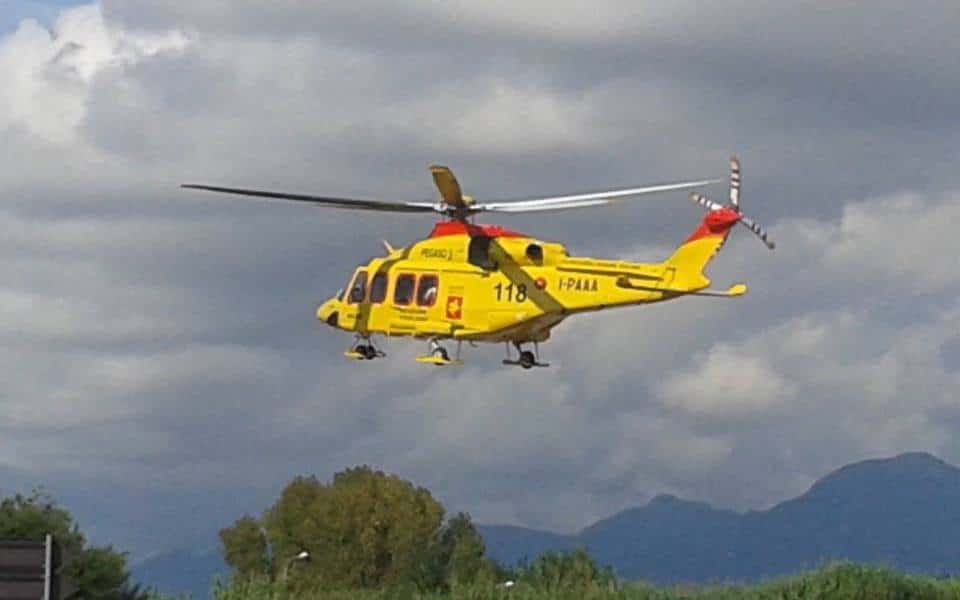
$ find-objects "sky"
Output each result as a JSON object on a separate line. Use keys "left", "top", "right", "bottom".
{"left": 1, "top": 0, "right": 959, "bottom": 561}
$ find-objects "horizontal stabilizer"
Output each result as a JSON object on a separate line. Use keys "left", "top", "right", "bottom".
{"left": 616, "top": 278, "right": 748, "bottom": 297}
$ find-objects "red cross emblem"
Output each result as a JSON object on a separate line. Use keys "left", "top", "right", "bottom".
{"left": 446, "top": 296, "right": 463, "bottom": 320}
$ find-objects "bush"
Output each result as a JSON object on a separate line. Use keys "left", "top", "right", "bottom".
{"left": 208, "top": 562, "right": 960, "bottom": 599}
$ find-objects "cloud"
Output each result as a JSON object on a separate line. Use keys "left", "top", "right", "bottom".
{"left": 657, "top": 344, "right": 795, "bottom": 419}
{"left": 0, "top": 5, "right": 187, "bottom": 145}
{"left": 820, "top": 193, "right": 960, "bottom": 292}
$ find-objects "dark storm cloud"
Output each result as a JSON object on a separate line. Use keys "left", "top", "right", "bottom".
{"left": 93, "top": 0, "right": 960, "bottom": 229}
{"left": 3, "top": 1, "right": 960, "bottom": 560}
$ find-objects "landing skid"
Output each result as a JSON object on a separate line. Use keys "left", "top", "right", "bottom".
{"left": 502, "top": 342, "right": 549, "bottom": 370}
{"left": 501, "top": 358, "right": 550, "bottom": 368}
{"left": 344, "top": 335, "right": 386, "bottom": 361}
{"left": 415, "top": 338, "right": 464, "bottom": 367}
{"left": 415, "top": 354, "right": 463, "bottom": 367}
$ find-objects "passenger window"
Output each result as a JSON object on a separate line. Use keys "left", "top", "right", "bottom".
{"left": 394, "top": 274, "right": 415, "bottom": 305}
{"left": 468, "top": 236, "right": 497, "bottom": 270}
{"left": 370, "top": 273, "right": 388, "bottom": 304}
{"left": 348, "top": 271, "right": 368, "bottom": 304}
{"left": 417, "top": 275, "right": 439, "bottom": 307}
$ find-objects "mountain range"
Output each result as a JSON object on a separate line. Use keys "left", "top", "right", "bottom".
{"left": 133, "top": 451, "right": 960, "bottom": 597}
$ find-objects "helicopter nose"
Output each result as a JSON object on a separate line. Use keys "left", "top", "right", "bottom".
{"left": 316, "top": 300, "right": 340, "bottom": 327}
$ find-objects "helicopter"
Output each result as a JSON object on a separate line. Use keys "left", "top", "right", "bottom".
{"left": 183, "top": 157, "right": 773, "bottom": 369}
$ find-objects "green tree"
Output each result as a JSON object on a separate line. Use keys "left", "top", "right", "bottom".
{"left": 518, "top": 548, "right": 617, "bottom": 592}
{"left": 219, "top": 515, "right": 269, "bottom": 579}
{"left": 0, "top": 490, "right": 144, "bottom": 599}
{"left": 220, "top": 467, "right": 448, "bottom": 590}
{"left": 0, "top": 490, "right": 84, "bottom": 548}
{"left": 434, "top": 512, "right": 494, "bottom": 588}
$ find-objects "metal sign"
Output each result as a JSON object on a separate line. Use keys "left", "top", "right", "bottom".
{"left": 0, "top": 535, "right": 55, "bottom": 600}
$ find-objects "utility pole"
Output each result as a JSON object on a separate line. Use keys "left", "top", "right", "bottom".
{"left": 43, "top": 534, "right": 52, "bottom": 600}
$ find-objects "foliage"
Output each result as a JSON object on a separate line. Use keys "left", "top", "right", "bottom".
{"left": 221, "top": 515, "right": 271, "bottom": 579}
{"left": 0, "top": 490, "right": 84, "bottom": 549}
{"left": 416, "top": 512, "right": 497, "bottom": 591}
{"left": 221, "top": 467, "right": 455, "bottom": 590}
{"left": 511, "top": 548, "right": 617, "bottom": 592}
{"left": 0, "top": 490, "right": 143, "bottom": 599}
{"left": 693, "top": 562, "right": 960, "bottom": 599}
{"left": 65, "top": 545, "right": 131, "bottom": 597}
{"left": 438, "top": 513, "right": 495, "bottom": 588}
{"left": 207, "top": 562, "right": 960, "bottom": 599}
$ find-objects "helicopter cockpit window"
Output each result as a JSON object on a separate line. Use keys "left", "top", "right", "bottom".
{"left": 468, "top": 236, "right": 497, "bottom": 270}
{"left": 417, "top": 274, "right": 438, "bottom": 307}
{"left": 394, "top": 274, "right": 415, "bottom": 305}
{"left": 370, "top": 272, "right": 388, "bottom": 304}
{"left": 348, "top": 271, "right": 368, "bottom": 304}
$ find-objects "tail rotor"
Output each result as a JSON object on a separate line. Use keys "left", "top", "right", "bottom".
{"left": 729, "top": 157, "right": 741, "bottom": 210}
{"left": 690, "top": 192, "right": 725, "bottom": 213}
{"left": 688, "top": 156, "right": 775, "bottom": 250}
{"left": 739, "top": 214, "right": 775, "bottom": 250}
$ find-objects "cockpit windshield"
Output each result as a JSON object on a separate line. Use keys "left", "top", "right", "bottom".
{"left": 348, "top": 270, "right": 368, "bottom": 304}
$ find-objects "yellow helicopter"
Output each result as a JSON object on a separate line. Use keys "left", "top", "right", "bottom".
{"left": 183, "top": 157, "right": 773, "bottom": 369}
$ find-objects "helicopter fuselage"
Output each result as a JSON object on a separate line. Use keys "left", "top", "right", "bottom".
{"left": 316, "top": 213, "right": 737, "bottom": 345}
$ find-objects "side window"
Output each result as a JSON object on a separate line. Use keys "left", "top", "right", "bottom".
{"left": 417, "top": 274, "right": 439, "bottom": 307}
{"left": 468, "top": 236, "right": 497, "bottom": 270}
{"left": 370, "top": 273, "right": 388, "bottom": 304}
{"left": 394, "top": 274, "right": 415, "bottom": 305}
{"left": 348, "top": 271, "right": 367, "bottom": 304}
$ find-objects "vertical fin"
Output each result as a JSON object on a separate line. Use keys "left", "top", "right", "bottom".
{"left": 664, "top": 208, "right": 740, "bottom": 290}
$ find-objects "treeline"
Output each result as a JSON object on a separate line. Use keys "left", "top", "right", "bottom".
{"left": 214, "top": 466, "right": 960, "bottom": 598}
{"left": 210, "top": 564, "right": 960, "bottom": 599}
{"left": 8, "top": 469, "right": 960, "bottom": 598}
{"left": 215, "top": 549, "right": 616, "bottom": 599}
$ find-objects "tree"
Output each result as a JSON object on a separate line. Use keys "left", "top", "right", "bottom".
{"left": 517, "top": 548, "right": 618, "bottom": 592}
{"left": 220, "top": 467, "right": 449, "bottom": 590}
{"left": 0, "top": 490, "right": 144, "bottom": 599}
{"left": 0, "top": 490, "right": 84, "bottom": 549}
{"left": 68, "top": 547, "right": 131, "bottom": 598}
{"left": 219, "top": 515, "right": 269, "bottom": 579}
{"left": 433, "top": 512, "right": 494, "bottom": 588}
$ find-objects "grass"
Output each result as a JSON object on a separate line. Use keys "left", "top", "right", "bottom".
{"left": 199, "top": 563, "right": 960, "bottom": 599}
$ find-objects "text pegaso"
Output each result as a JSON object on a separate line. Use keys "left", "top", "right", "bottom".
{"left": 420, "top": 248, "right": 453, "bottom": 260}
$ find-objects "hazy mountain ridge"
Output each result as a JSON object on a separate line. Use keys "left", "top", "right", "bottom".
{"left": 134, "top": 452, "right": 960, "bottom": 596}
{"left": 480, "top": 452, "right": 960, "bottom": 582}
{"left": 132, "top": 549, "right": 227, "bottom": 599}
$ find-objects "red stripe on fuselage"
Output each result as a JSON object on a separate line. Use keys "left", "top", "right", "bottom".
{"left": 684, "top": 207, "right": 740, "bottom": 244}
{"left": 429, "top": 222, "right": 525, "bottom": 238}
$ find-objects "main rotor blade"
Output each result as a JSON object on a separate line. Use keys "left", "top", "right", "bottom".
{"left": 181, "top": 184, "right": 439, "bottom": 214}
{"left": 475, "top": 179, "right": 721, "bottom": 213}
{"left": 429, "top": 165, "right": 466, "bottom": 209}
